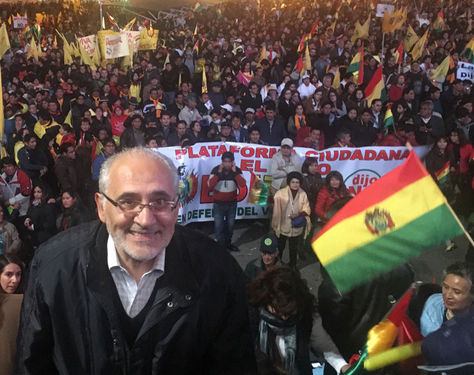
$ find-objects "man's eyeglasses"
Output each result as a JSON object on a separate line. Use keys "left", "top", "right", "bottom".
{"left": 101, "top": 192, "right": 178, "bottom": 215}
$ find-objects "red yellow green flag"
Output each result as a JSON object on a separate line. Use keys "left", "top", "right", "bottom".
{"left": 346, "top": 44, "right": 364, "bottom": 84}
{"left": 311, "top": 151, "right": 463, "bottom": 293}
{"left": 309, "top": 21, "right": 319, "bottom": 37}
{"left": 247, "top": 173, "right": 269, "bottom": 205}
{"left": 364, "top": 64, "right": 384, "bottom": 106}
{"left": 297, "top": 33, "right": 310, "bottom": 54}
{"left": 432, "top": 9, "right": 445, "bottom": 32}
{"left": 393, "top": 43, "right": 403, "bottom": 64}
{"left": 435, "top": 161, "right": 450, "bottom": 184}
{"left": 461, "top": 38, "right": 474, "bottom": 63}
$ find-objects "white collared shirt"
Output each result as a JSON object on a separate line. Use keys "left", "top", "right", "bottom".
{"left": 107, "top": 235, "right": 165, "bottom": 318}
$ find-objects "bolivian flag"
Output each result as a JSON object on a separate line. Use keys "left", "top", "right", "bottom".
{"left": 435, "top": 161, "right": 450, "bottom": 184}
{"left": 461, "top": 38, "right": 474, "bottom": 63}
{"left": 347, "top": 44, "right": 364, "bottom": 85}
{"left": 393, "top": 43, "right": 403, "bottom": 64}
{"left": 247, "top": 173, "right": 269, "bottom": 205}
{"left": 432, "top": 9, "right": 445, "bottom": 32}
{"left": 383, "top": 105, "right": 394, "bottom": 134}
{"left": 193, "top": 2, "right": 203, "bottom": 13}
{"left": 311, "top": 151, "right": 463, "bottom": 293}
{"left": 364, "top": 65, "right": 384, "bottom": 107}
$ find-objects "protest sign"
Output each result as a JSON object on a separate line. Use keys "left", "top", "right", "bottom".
{"left": 457, "top": 61, "right": 474, "bottom": 82}
{"left": 104, "top": 33, "right": 129, "bottom": 59}
{"left": 154, "top": 143, "right": 429, "bottom": 224}
{"left": 376, "top": 4, "right": 395, "bottom": 18}
{"left": 78, "top": 35, "right": 96, "bottom": 56}
{"left": 124, "top": 31, "right": 140, "bottom": 52}
{"left": 13, "top": 16, "right": 28, "bottom": 29}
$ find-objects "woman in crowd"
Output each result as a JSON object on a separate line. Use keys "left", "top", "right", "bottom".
{"left": 315, "top": 171, "right": 350, "bottom": 223}
{"left": 301, "top": 158, "right": 323, "bottom": 222}
{"left": 303, "top": 89, "right": 324, "bottom": 116}
{"left": 0, "top": 206, "right": 21, "bottom": 256}
{"left": 0, "top": 254, "right": 24, "bottom": 375}
{"left": 425, "top": 136, "right": 456, "bottom": 200}
{"left": 23, "top": 184, "right": 57, "bottom": 248}
{"left": 56, "top": 190, "right": 90, "bottom": 232}
{"left": 288, "top": 103, "right": 307, "bottom": 140}
{"left": 247, "top": 266, "right": 350, "bottom": 374}
{"left": 272, "top": 171, "right": 311, "bottom": 269}
{"left": 187, "top": 120, "right": 204, "bottom": 145}
{"left": 420, "top": 262, "right": 473, "bottom": 336}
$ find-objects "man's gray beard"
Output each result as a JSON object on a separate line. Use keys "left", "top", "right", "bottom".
{"left": 106, "top": 222, "right": 158, "bottom": 263}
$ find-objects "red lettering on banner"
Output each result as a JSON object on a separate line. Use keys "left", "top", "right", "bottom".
{"left": 339, "top": 150, "right": 351, "bottom": 160}
{"left": 255, "top": 147, "right": 268, "bottom": 158}
{"left": 350, "top": 149, "right": 363, "bottom": 160}
{"left": 401, "top": 150, "right": 410, "bottom": 159}
{"left": 269, "top": 148, "right": 277, "bottom": 158}
{"left": 229, "top": 145, "right": 240, "bottom": 154}
{"left": 305, "top": 150, "right": 318, "bottom": 158}
{"left": 364, "top": 150, "right": 376, "bottom": 160}
{"left": 217, "top": 145, "right": 228, "bottom": 157}
{"left": 241, "top": 147, "right": 254, "bottom": 157}
{"left": 188, "top": 147, "right": 199, "bottom": 158}
{"left": 389, "top": 149, "right": 402, "bottom": 160}
{"left": 348, "top": 186, "right": 363, "bottom": 195}
{"left": 200, "top": 175, "right": 213, "bottom": 203}
{"left": 326, "top": 151, "right": 338, "bottom": 161}
{"left": 199, "top": 146, "right": 210, "bottom": 158}
{"left": 318, "top": 164, "right": 331, "bottom": 175}
{"left": 236, "top": 185, "right": 248, "bottom": 202}
{"left": 254, "top": 160, "right": 266, "bottom": 172}
{"left": 240, "top": 159, "right": 253, "bottom": 171}
{"left": 175, "top": 148, "right": 187, "bottom": 159}
{"left": 208, "top": 145, "right": 218, "bottom": 156}
{"left": 375, "top": 150, "right": 388, "bottom": 161}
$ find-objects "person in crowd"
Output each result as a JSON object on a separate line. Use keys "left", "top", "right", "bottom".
{"left": 244, "top": 233, "right": 281, "bottom": 282}
{"left": 352, "top": 109, "right": 379, "bottom": 147}
{"left": 54, "top": 142, "right": 77, "bottom": 194}
{"left": 414, "top": 101, "right": 446, "bottom": 145}
{"left": 332, "top": 129, "right": 355, "bottom": 148}
{"left": 272, "top": 171, "right": 311, "bottom": 269}
{"left": 56, "top": 190, "right": 90, "bottom": 232}
{"left": 269, "top": 138, "right": 302, "bottom": 196}
{"left": 0, "top": 205, "right": 22, "bottom": 256}
{"left": 230, "top": 113, "right": 249, "bottom": 143}
{"left": 420, "top": 262, "right": 473, "bottom": 336}
{"left": 288, "top": 103, "right": 307, "bottom": 140}
{"left": 167, "top": 120, "right": 188, "bottom": 146}
{"left": 120, "top": 115, "right": 146, "bottom": 149}
{"left": 186, "top": 120, "right": 204, "bottom": 144}
{"left": 255, "top": 101, "right": 287, "bottom": 146}
{"left": 315, "top": 171, "right": 350, "bottom": 223}
{"left": 17, "top": 134, "right": 48, "bottom": 184}
{"left": 301, "top": 157, "right": 323, "bottom": 221}
{"left": 208, "top": 152, "right": 246, "bottom": 252}
{"left": 16, "top": 148, "right": 256, "bottom": 373}
{"left": 425, "top": 136, "right": 456, "bottom": 201}
{"left": 178, "top": 96, "right": 202, "bottom": 126}
{"left": 247, "top": 266, "right": 350, "bottom": 374}
{"left": 0, "top": 255, "right": 24, "bottom": 374}
{"left": 248, "top": 126, "right": 265, "bottom": 145}
{"left": 0, "top": 157, "right": 32, "bottom": 218}
{"left": 23, "top": 184, "right": 57, "bottom": 248}
{"left": 217, "top": 122, "right": 237, "bottom": 142}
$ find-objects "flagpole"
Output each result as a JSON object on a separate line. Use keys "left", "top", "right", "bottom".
{"left": 99, "top": 0, "right": 103, "bottom": 30}
{"left": 381, "top": 33, "right": 385, "bottom": 63}
{"left": 405, "top": 142, "right": 474, "bottom": 247}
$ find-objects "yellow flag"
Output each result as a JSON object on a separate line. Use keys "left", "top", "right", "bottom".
{"left": 297, "top": 7, "right": 305, "bottom": 19}
{"left": 101, "top": 16, "right": 105, "bottom": 30}
{"left": 382, "top": 11, "right": 397, "bottom": 33}
{"left": 163, "top": 52, "right": 170, "bottom": 70}
{"left": 194, "top": 24, "right": 198, "bottom": 36}
{"left": 64, "top": 110, "right": 72, "bottom": 126}
{"left": 257, "top": 44, "right": 267, "bottom": 66}
{"left": 332, "top": 67, "right": 341, "bottom": 89}
{"left": 35, "top": 13, "right": 44, "bottom": 25}
{"left": 394, "top": 8, "right": 407, "bottom": 31}
{"left": 303, "top": 44, "right": 312, "bottom": 72}
{"left": 139, "top": 27, "right": 158, "bottom": 51}
{"left": 0, "top": 23, "right": 10, "bottom": 59}
{"left": 351, "top": 15, "right": 370, "bottom": 44}
{"left": 123, "top": 18, "right": 136, "bottom": 31}
{"left": 202, "top": 67, "right": 207, "bottom": 94}
{"left": 76, "top": 36, "right": 96, "bottom": 70}
{"left": 410, "top": 30, "right": 429, "bottom": 61}
{"left": 430, "top": 55, "right": 451, "bottom": 80}
{"left": 27, "top": 38, "right": 40, "bottom": 62}
{"left": 403, "top": 25, "right": 418, "bottom": 52}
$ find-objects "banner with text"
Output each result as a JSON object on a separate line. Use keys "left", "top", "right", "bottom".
{"left": 155, "top": 143, "right": 429, "bottom": 225}
{"left": 13, "top": 16, "right": 28, "bottom": 29}
{"left": 457, "top": 61, "right": 474, "bottom": 83}
{"left": 104, "top": 33, "right": 129, "bottom": 59}
{"left": 78, "top": 35, "right": 97, "bottom": 56}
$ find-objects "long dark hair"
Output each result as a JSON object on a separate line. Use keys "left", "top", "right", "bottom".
{"left": 248, "top": 266, "right": 317, "bottom": 316}
{"left": 30, "top": 183, "right": 50, "bottom": 205}
{"left": 0, "top": 254, "right": 25, "bottom": 294}
{"left": 325, "top": 171, "right": 348, "bottom": 196}
{"left": 301, "top": 157, "right": 319, "bottom": 175}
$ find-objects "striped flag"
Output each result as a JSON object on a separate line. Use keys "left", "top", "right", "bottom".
{"left": 461, "top": 38, "right": 474, "bottom": 63}
{"left": 435, "top": 161, "right": 450, "bottom": 185}
{"left": 193, "top": 2, "right": 203, "bottom": 13}
{"left": 432, "top": 9, "right": 445, "bottom": 32}
{"left": 364, "top": 65, "right": 384, "bottom": 106}
{"left": 107, "top": 14, "right": 119, "bottom": 28}
{"left": 347, "top": 44, "right": 364, "bottom": 85}
{"left": 383, "top": 105, "right": 394, "bottom": 134}
{"left": 311, "top": 151, "right": 464, "bottom": 293}
{"left": 393, "top": 43, "right": 403, "bottom": 64}
{"left": 310, "top": 21, "right": 319, "bottom": 36}
{"left": 247, "top": 173, "right": 269, "bottom": 205}
{"left": 297, "top": 33, "right": 310, "bottom": 54}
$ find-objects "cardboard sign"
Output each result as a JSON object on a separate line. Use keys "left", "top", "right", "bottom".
{"left": 124, "top": 31, "right": 140, "bottom": 52}
{"left": 78, "top": 35, "right": 96, "bottom": 56}
{"left": 104, "top": 33, "right": 129, "bottom": 59}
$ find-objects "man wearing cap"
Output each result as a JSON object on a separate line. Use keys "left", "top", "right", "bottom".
{"left": 297, "top": 74, "right": 316, "bottom": 100}
{"left": 208, "top": 152, "right": 246, "bottom": 252}
{"left": 269, "top": 138, "right": 302, "bottom": 195}
{"left": 243, "top": 233, "right": 281, "bottom": 282}
{"left": 243, "top": 108, "right": 256, "bottom": 130}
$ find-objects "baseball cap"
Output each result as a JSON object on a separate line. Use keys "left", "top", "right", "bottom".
{"left": 259, "top": 234, "right": 278, "bottom": 254}
{"left": 245, "top": 107, "right": 255, "bottom": 114}
{"left": 281, "top": 138, "right": 293, "bottom": 148}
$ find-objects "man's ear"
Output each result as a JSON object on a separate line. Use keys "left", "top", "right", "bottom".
{"left": 95, "top": 193, "right": 106, "bottom": 223}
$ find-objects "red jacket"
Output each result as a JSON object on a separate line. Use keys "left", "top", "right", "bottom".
{"left": 448, "top": 143, "right": 474, "bottom": 175}
{"left": 315, "top": 186, "right": 347, "bottom": 221}
{"left": 295, "top": 127, "right": 325, "bottom": 149}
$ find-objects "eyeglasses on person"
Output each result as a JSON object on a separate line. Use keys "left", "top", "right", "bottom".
{"left": 100, "top": 192, "right": 178, "bottom": 215}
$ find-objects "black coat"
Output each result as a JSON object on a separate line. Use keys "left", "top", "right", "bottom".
{"left": 16, "top": 222, "right": 256, "bottom": 375}
{"left": 25, "top": 202, "right": 57, "bottom": 246}
{"left": 255, "top": 117, "right": 287, "bottom": 146}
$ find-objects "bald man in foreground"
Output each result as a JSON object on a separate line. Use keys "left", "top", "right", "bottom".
{"left": 16, "top": 148, "right": 256, "bottom": 374}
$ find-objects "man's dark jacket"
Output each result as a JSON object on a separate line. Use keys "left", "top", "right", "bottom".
{"left": 255, "top": 116, "right": 287, "bottom": 146}
{"left": 15, "top": 221, "right": 256, "bottom": 374}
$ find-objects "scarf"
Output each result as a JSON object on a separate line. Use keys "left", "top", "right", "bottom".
{"left": 294, "top": 115, "right": 306, "bottom": 130}
{"left": 32, "top": 199, "right": 42, "bottom": 207}
{"left": 258, "top": 308, "right": 298, "bottom": 375}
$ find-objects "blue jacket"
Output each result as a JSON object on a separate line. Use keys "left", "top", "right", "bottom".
{"left": 255, "top": 117, "right": 287, "bottom": 146}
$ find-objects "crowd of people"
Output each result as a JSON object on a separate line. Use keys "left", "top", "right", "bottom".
{"left": 0, "top": 0, "right": 473, "bottom": 373}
